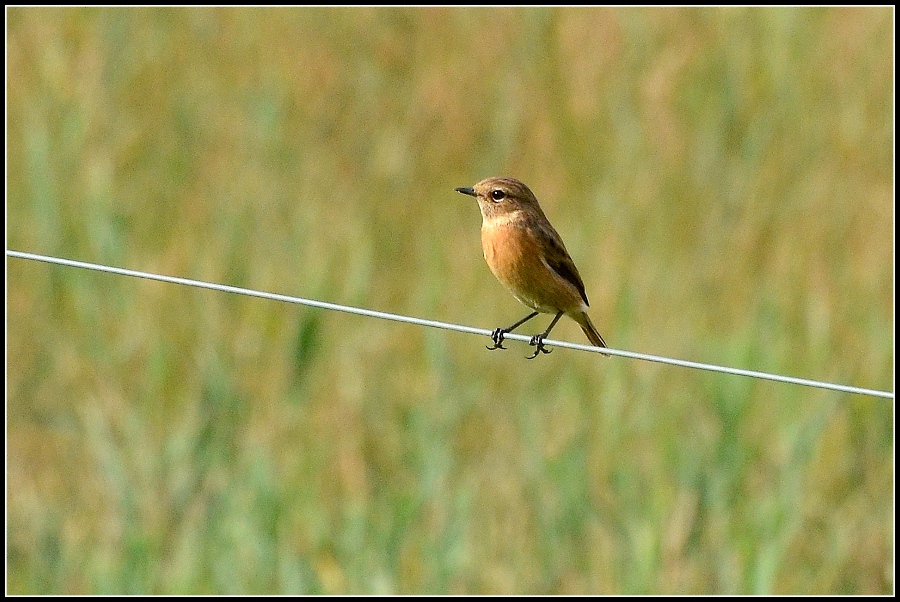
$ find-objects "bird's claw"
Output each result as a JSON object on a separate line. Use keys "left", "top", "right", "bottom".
{"left": 526, "top": 335, "right": 552, "bottom": 359}
{"left": 487, "top": 328, "right": 507, "bottom": 350}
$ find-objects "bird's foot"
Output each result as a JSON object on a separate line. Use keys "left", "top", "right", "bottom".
{"left": 487, "top": 328, "right": 508, "bottom": 350}
{"left": 526, "top": 334, "right": 552, "bottom": 359}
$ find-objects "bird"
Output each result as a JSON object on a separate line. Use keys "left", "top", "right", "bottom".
{"left": 456, "top": 177, "right": 608, "bottom": 359}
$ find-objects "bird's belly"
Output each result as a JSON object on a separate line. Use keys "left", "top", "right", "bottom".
{"left": 482, "top": 223, "right": 571, "bottom": 314}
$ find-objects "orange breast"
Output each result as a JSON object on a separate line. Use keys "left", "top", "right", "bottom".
{"left": 481, "top": 221, "right": 583, "bottom": 313}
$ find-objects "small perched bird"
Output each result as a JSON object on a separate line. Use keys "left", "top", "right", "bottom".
{"left": 456, "top": 177, "right": 608, "bottom": 358}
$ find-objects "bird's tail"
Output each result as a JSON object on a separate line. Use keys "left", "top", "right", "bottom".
{"left": 571, "top": 311, "right": 609, "bottom": 355}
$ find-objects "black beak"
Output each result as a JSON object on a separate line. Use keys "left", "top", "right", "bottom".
{"left": 455, "top": 186, "right": 476, "bottom": 197}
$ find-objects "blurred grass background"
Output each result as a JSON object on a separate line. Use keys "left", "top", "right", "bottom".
{"left": 6, "top": 6, "right": 893, "bottom": 595}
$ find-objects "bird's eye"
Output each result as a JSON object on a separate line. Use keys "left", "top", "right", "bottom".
{"left": 491, "top": 189, "right": 506, "bottom": 201}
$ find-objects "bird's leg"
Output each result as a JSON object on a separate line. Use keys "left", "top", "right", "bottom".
{"left": 488, "top": 311, "right": 539, "bottom": 350}
{"left": 526, "top": 312, "right": 564, "bottom": 359}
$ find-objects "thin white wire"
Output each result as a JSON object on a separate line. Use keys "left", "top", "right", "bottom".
{"left": 7, "top": 249, "right": 894, "bottom": 400}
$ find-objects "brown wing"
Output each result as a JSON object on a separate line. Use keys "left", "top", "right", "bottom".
{"left": 533, "top": 220, "right": 590, "bottom": 307}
